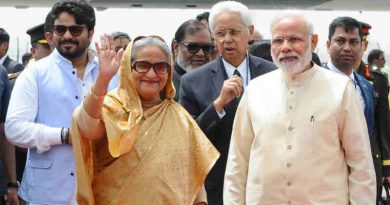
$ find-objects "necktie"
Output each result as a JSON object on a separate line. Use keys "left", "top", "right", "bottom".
{"left": 233, "top": 69, "right": 243, "bottom": 102}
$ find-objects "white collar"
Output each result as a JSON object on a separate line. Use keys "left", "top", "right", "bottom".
{"left": 327, "top": 62, "right": 355, "bottom": 81}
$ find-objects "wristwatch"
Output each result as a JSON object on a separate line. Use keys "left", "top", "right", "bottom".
{"left": 7, "top": 181, "right": 20, "bottom": 189}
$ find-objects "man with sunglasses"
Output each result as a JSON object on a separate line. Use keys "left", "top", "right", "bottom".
{"left": 179, "top": 1, "right": 276, "bottom": 204}
{"left": 172, "top": 19, "right": 215, "bottom": 101}
{"left": 5, "top": 1, "right": 116, "bottom": 204}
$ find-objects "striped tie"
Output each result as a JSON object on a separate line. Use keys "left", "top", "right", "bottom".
{"left": 233, "top": 69, "right": 243, "bottom": 102}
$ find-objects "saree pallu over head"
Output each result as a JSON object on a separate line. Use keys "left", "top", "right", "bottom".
{"left": 71, "top": 36, "right": 220, "bottom": 205}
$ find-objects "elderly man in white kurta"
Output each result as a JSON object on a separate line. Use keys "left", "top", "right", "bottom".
{"left": 223, "top": 12, "right": 376, "bottom": 205}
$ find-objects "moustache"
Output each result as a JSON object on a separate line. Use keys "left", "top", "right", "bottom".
{"left": 59, "top": 39, "right": 79, "bottom": 46}
{"left": 278, "top": 52, "right": 298, "bottom": 61}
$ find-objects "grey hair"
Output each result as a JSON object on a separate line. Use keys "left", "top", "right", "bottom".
{"left": 209, "top": 1, "right": 253, "bottom": 32}
{"left": 270, "top": 10, "right": 314, "bottom": 35}
{"left": 131, "top": 37, "right": 172, "bottom": 62}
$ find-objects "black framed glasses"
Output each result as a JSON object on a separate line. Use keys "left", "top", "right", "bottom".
{"left": 53, "top": 25, "right": 86, "bottom": 37}
{"left": 179, "top": 42, "right": 215, "bottom": 54}
{"left": 131, "top": 61, "right": 170, "bottom": 74}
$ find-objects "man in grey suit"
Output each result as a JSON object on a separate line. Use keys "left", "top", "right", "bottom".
{"left": 0, "top": 28, "right": 24, "bottom": 80}
{"left": 179, "top": 1, "right": 276, "bottom": 204}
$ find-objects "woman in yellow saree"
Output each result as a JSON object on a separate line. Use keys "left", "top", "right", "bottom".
{"left": 71, "top": 35, "right": 219, "bottom": 205}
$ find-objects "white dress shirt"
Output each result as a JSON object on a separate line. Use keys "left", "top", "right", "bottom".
{"left": 327, "top": 62, "right": 365, "bottom": 111}
{"left": 5, "top": 50, "right": 96, "bottom": 153}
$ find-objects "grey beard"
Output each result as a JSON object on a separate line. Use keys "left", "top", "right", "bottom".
{"left": 176, "top": 53, "right": 194, "bottom": 73}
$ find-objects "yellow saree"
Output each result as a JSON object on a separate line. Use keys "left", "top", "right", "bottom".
{"left": 71, "top": 37, "right": 219, "bottom": 205}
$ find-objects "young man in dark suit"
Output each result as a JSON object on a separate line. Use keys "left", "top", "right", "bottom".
{"left": 0, "top": 28, "right": 24, "bottom": 85}
{"left": 179, "top": 1, "right": 276, "bottom": 204}
{"left": 325, "top": 16, "right": 390, "bottom": 204}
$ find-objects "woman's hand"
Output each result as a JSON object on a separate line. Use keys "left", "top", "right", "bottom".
{"left": 95, "top": 34, "right": 125, "bottom": 87}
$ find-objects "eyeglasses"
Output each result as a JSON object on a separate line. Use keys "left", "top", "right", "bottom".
{"left": 271, "top": 35, "right": 306, "bottom": 48}
{"left": 53, "top": 25, "right": 86, "bottom": 37}
{"left": 214, "top": 29, "right": 243, "bottom": 39}
{"left": 179, "top": 42, "right": 215, "bottom": 54}
{"left": 132, "top": 61, "right": 170, "bottom": 74}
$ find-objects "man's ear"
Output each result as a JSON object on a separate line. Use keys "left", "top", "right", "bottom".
{"left": 326, "top": 40, "right": 331, "bottom": 54}
{"left": 311, "top": 34, "right": 318, "bottom": 52}
{"left": 248, "top": 25, "right": 254, "bottom": 36}
{"left": 362, "top": 40, "right": 369, "bottom": 52}
{"left": 45, "top": 32, "right": 54, "bottom": 51}
{"left": 173, "top": 40, "right": 179, "bottom": 58}
{"left": 88, "top": 29, "right": 94, "bottom": 39}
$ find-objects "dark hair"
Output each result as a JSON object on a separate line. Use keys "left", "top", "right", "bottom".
{"left": 368, "top": 49, "right": 384, "bottom": 64}
{"left": 22, "top": 53, "right": 32, "bottom": 64}
{"left": 248, "top": 40, "right": 272, "bottom": 62}
{"left": 44, "top": 12, "right": 55, "bottom": 33}
{"left": 328, "top": 16, "right": 362, "bottom": 41}
{"left": 174, "top": 19, "right": 209, "bottom": 42}
{"left": 0, "top": 28, "right": 10, "bottom": 44}
{"left": 196, "top": 12, "right": 209, "bottom": 22}
{"left": 312, "top": 52, "right": 322, "bottom": 66}
{"left": 112, "top": 32, "right": 131, "bottom": 41}
{"left": 49, "top": 0, "right": 95, "bottom": 31}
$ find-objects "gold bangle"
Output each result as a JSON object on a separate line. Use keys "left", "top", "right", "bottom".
{"left": 90, "top": 86, "right": 106, "bottom": 101}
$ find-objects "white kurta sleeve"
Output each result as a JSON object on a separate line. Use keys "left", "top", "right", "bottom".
{"left": 5, "top": 68, "right": 62, "bottom": 153}
{"left": 339, "top": 81, "right": 376, "bottom": 204}
{"left": 223, "top": 91, "right": 255, "bottom": 205}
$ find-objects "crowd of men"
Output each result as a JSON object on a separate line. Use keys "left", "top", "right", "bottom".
{"left": 0, "top": 0, "right": 389, "bottom": 204}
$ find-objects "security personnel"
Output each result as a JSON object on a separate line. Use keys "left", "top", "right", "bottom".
{"left": 355, "top": 21, "right": 390, "bottom": 204}
{"left": 26, "top": 23, "right": 51, "bottom": 63}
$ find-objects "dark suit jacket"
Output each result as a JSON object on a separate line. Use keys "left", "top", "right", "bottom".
{"left": 172, "top": 62, "right": 187, "bottom": 102}
{"left": 3, "top": 56, "right": 24, "bottom": 87}
{"left": 356, "top": 61, "right": 390, "bottom": 201}
{"left": 3, "top": 56, "right": 24, "bottom": 74}
{"left": 179, "top": 55, "right": 276, "bottom": 204}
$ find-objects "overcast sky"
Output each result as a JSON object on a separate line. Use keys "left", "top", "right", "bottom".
{"left": 1, "top": 7, "right": 389, "bottom": 64}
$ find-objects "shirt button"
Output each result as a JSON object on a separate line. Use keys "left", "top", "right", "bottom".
{"left": 75, "top": 96, "right": 79, "bottom": 99}
{"left": 72, "top": 71, "right": 75, "bottom": 75}
{"left": 287, "top": 181, "right": 292, "bottom": 186}
{"left": 287, "top": 163, "right": 292, "bottom": 167}
{"left": 290, "top": 91, "right": 294, "bottom": 94}
{"left": 287, "top": 145, "right": 292, "bottom": 150}
{"left": 288, "top": 126, "right": 294, "bottom": 131}
{"left": 376, "top": 154, "right": 380, "bottom": 158}
{"left": 288, "top": 105, "right": 293, "bottom": 110}
{"left": 70, "top": 172, "right": 74, "bottom": 176}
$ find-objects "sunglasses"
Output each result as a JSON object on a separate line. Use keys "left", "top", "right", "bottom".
{"left": 132, "top": 61, "right": 170, "bottom": 74}
{"left": 53, "top": 25, "right": 86, "bottom": 37}
{"left": 179, "top": 42, "right": 215, "bottom": 54}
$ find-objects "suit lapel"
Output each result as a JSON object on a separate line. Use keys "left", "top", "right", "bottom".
{"left": 3, "top": 56, "right": 10, "bottom": 68}
{"left": 248, "top": 54, "right": 260, "bottom": 79}
{"left": 211, "top": 57, "right": 228, "bottom": 97}
{"left": 354, "top": 72, "right": 372, "bottom": 115}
